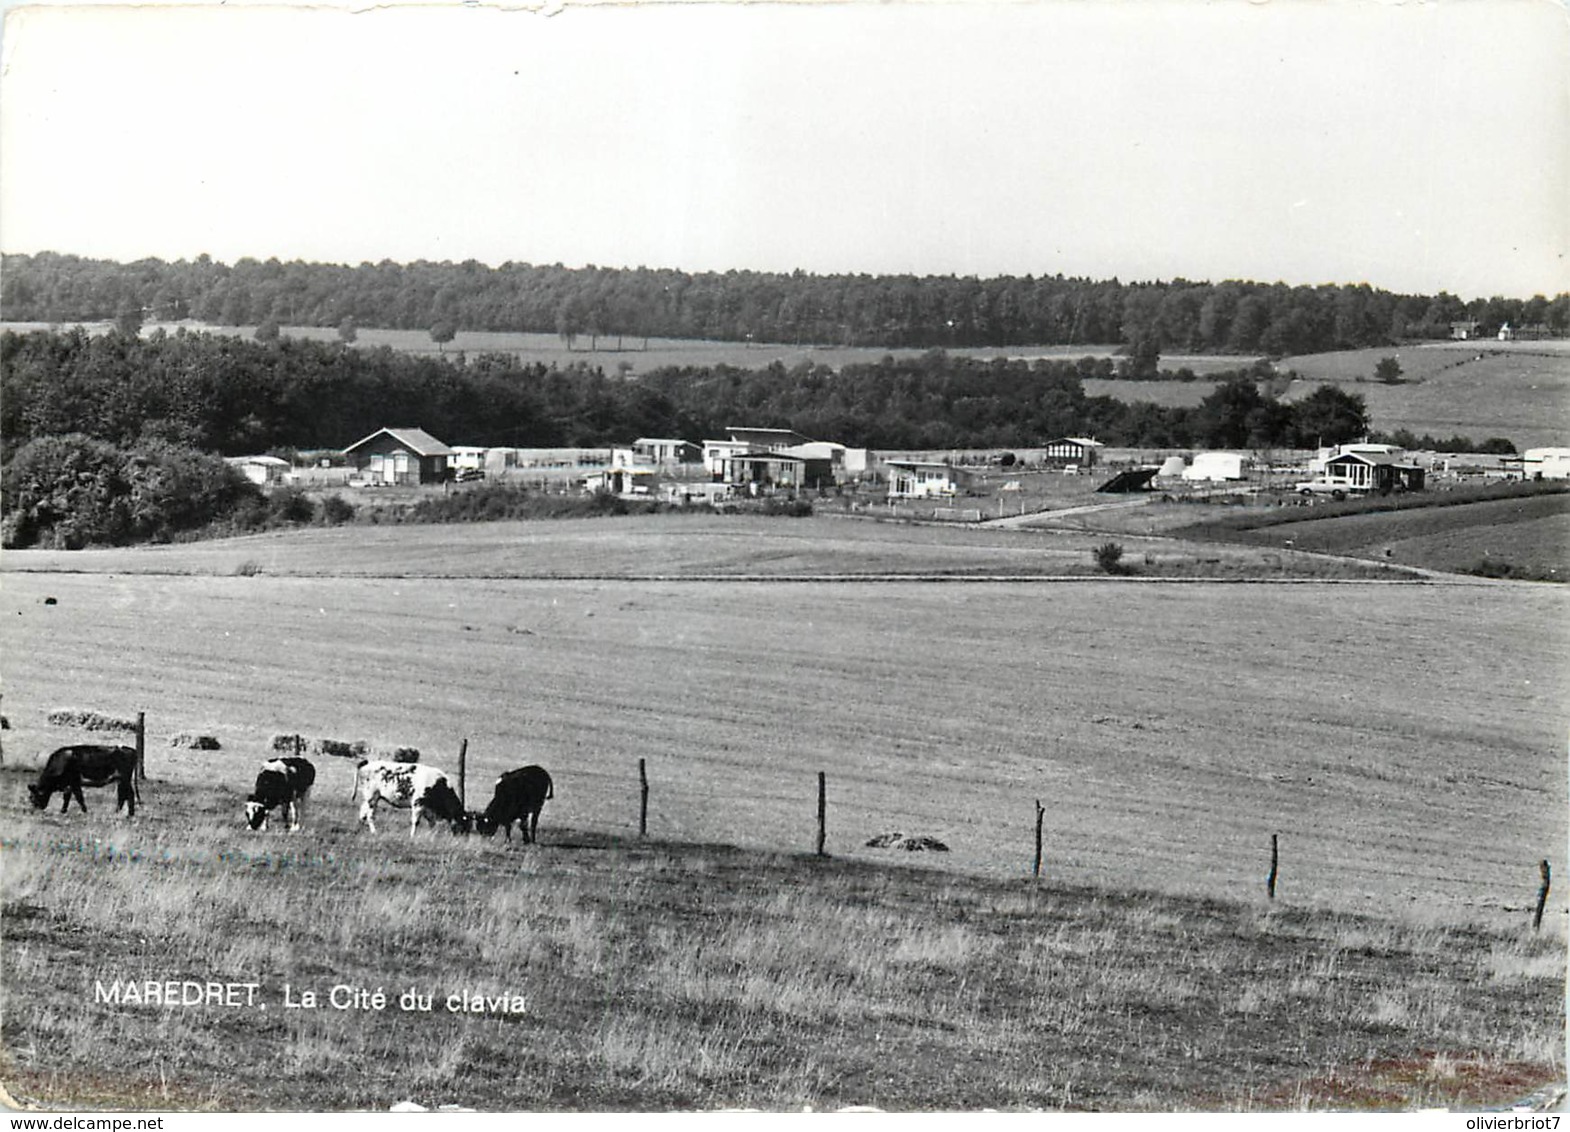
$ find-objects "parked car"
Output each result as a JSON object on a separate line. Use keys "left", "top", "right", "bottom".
{"left": 1294, "top": 478, "right": 1353, "bottom": 500}
{"left": 456, "top": 468, "right": 486, "bottom": 483}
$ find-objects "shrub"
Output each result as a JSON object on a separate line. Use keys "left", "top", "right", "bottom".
{"left": 266, "top": 486, "right": 315, "bottom": 524}
{"left": 1093, "top": 541, "right": 1127, "bottom": 575}
{"left": 319, "top": 494, "right": 356, "bottom": 525}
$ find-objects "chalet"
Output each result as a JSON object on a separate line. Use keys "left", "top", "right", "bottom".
{"left": 703, "top": 426, "right": 816, "bottom": 475}
{"left": 632, "top": 438, "right": 701, "bottom": 465}
{"left": 224, "top": 455, "right": 291, "bottom": 486}
{"left": 1309, "top": 443, "right": 1403, "bottom": 476}
{"left": 1042, "top": 437, "right": 1104, "bottom": 470}
{"left": 1323, "top": 450, "right": 1425, "bottom": 493}
{"left": 343, "top": 427, "right": 454, "bottom": 485}
{"left": 885, "top": 460, "right": 969, "bottom": 500}
{"left": 583, "top": 466, "right": 658, "bottom": 496}
{"left": 1450, "top": 320, "right": 1481, "bottom": 340}
{"left": 714, "top": 450, "right": 833, "bottom": 492}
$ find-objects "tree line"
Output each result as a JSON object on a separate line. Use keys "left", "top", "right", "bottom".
{"left": 5, "top": 251, "right": 1567, "bottom": 355}
{"left": 3, "top": 325, "right": 1377, "bottom": 459}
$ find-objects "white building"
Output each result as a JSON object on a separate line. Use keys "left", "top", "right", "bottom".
{"left": 885, "top": 460, "right": 966, "bottom": 499}
{"left": 1309, "top": 443, "right": 1403, "bottom": 476}
{"left": 1522, "top": 447, "right": 1570, "bottom": 479}
{"left": 225, "top": 455, "right": 291, "bottom": 486}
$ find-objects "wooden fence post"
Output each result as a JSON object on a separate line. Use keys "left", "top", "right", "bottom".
{"left": 457, "top": 738, "right": 468, "bottom": 809}
{"left": 1534, "top": 859, "right": 1551, "bottom": 932}
{"left": 816, "top": 771, "right": 826, "bottom": 857}
{"left": 135, "top": 711, "right": 146, "bottom": 782}
{"left": 1267, "top": 833, "right": 1279, "bottom": 901}
{"left": 294, "top": 734, "right": 304, "bottom": 759}
{"left": 638, "top": 757, "right": 649, "bottom": 838}
{"left": 1033, "top": 799, "right": 1044, "bottom": 878}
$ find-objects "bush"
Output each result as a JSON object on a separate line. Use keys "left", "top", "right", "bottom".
{"left": 1, "top": 434, "right": 257, "bottom": 549}
{"left": 319, "top": 494, "right": 356, "bottom": 525}
{"left": 1094, "top": 541, "right": 1127, "bottom": 575}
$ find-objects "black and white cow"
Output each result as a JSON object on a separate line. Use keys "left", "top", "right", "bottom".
{"left": 244, "top": 756, "right": 316, "bottom": 832}
{"left": 473, "top": 765, "right": 553, "bottom": 844}
{"left": 351, "top": 759, "right": 469, "bottom": 836}
{"left": 27, "top": 744, "right": 139, "bottom": 817}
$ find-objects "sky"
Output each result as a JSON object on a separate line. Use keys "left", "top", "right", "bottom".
{"left": 1, "top": 0, "right": 1566, "bottom": 300}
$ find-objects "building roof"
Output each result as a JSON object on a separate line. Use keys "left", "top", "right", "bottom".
{"left": 344, "top": 427, "right": 454, "bottom": 457}
{"left": 1046, "top": 436, "right": 1105, "bottom": 448}
{"left": 634, "top": 437, "right": 698, "bottom": 448}
{"left": 725, "top": 426, "right": 815, "bottom": 446}
{"left": 225, "top": 455, "right": 290, "bottom": 467}
{"left": 884, "top": 459, "right": 960, "bottom": 470}
{"left": 1325, "top": 451, "right": 1418, "bottom": 469}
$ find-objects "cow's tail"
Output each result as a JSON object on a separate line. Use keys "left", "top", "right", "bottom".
{"left": 349, "top": 758, "right": 368, "bottom": 801}
{"left": 546, "top": 776, "right": 554, "bottom": 800}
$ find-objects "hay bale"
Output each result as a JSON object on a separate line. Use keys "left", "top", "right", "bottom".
{"left": 372, "top": 746, "right": 421, "bottom": 764}
{"left": 47, "top": 708, "right": 138, "bottom": 733}
{"left": 270, "top": 733, "right": 307, "bottom": 753}
{"left": 864, "top": 831, "right": 949, "bottom": 852}
{"left": 169, "top": 733, "right": 221, "bottom": 750}
{"left": 312, "top": 738, "right": 370, "bottom": 760}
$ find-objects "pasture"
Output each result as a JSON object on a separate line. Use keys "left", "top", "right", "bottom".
{"left": 1279, "top": 342, "right": 1570, "bottom": 452}
{"left": 1, "top": 524, "right": 1565, "bottom": 1109}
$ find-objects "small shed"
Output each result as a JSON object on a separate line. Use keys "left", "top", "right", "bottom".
{"left": 225, "top": 455, "right": 291, "bottom": 486}
{"left": 343, "top": 427, "right": 454, "bottom": 485}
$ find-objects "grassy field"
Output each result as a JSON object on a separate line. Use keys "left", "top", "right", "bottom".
{"left": 3, "top": 781, "right": 1562, "bottom": 1112}
{"left": 0, "top": 511, "right": 1417, "bottom": 582}
{"left": 1175, "top": 491, "right": 1570, "bottom": 580}
{"left": 2, "top": 517, "right": 1565, "bottom": 1110}
{"left": 1279, "top": 342, "right": 1570, "bottom": 452}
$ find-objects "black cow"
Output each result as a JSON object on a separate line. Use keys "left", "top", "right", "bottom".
{"left": 244, "top": 757, "right": 316, "bottom": 832}
{"left": 474, "top": 765, "right": 553, "bottom": 843}
{"left": 28, "top": 744, "right": 139, "bottom": 817}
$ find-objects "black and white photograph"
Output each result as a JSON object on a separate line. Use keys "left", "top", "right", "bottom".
{"left": 1, "top": 0, "right": 1566, "bottom": 1115}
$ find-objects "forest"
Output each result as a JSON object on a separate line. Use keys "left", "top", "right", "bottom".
{"left": 5, "top": 252, "right": 1567, "bottom": 355}
{"left": 1, "top": 326, "right": 1374, "bottom": 457}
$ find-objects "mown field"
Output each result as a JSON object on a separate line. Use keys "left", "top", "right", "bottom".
{"left": 1279, "top": 342, "right": 1570, "bottom": 452}
{"left": 0, "top": 511, "right": 1414, "bottom": 582}
{"left": 1, "top": 523, "right": 1565, "bottom": 1110}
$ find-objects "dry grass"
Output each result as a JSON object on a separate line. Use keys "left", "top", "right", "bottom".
{"left": 1, "top": 777, "right": 1562, "bottom": 1112}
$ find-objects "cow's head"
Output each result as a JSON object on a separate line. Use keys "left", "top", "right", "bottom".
{"left": 448, "top": 810, "right": 475, "bottom": 836}
{"left": 26, "top": 783, "right": 49, "bottom": 810}
{"left": 244, "top": 800, "right": 270, "bottom": 830}
{"left": 472, "top": 811, "right": 498, "bottom": 838}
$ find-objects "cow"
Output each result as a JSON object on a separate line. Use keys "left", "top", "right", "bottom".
{"left": 473, "top": 765, "right": 553, "bottom": 844}
{"left": 244, "top": 757, "right": 316, "bottom": 832}
{"left": 350, "top": 759, "right": 469, "bottom": 836}
{"left": 27, "top": 744, "right": 139, "bottom": 817}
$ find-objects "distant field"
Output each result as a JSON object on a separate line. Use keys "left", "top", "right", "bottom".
{"left": 1279, "top": 342, "right": 1570, "bottom": 451}
{"left": 0, "top": 512, "right": 1411, "bottom": 582}
{"left": 1192, "top": 493, "right": 1570, "bottom": 580}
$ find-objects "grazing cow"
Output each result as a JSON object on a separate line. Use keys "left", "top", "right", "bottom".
{"left": 474, "top": 765, "right": 553, "bottom": 844}
{"left": 27, "top": 744, "right": 139, "bottom": 817}
{"left": 244, "top": 757, "right": 316, "bottom": 832}
{"left": 351, "top": 759, "right": 469, "bottom": 836}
